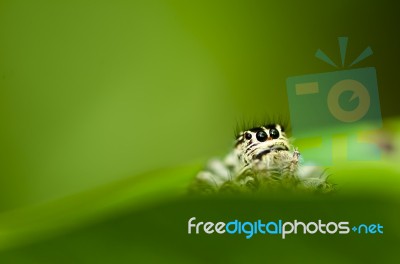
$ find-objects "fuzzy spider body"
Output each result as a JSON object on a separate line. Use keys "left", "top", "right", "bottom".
{"left": 191, "top": 123, "right": 332, "bottom": 194}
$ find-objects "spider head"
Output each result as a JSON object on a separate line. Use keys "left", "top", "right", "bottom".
{"left": 235, "top": 124, "right": 290, "bottom": 164}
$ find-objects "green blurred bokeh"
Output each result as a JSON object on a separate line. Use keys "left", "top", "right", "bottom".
{"left": 1, "top": 0, "right": 399, "bottom": 209}
{"left": 0, "top": 0, "right": 400, "bottom": 263}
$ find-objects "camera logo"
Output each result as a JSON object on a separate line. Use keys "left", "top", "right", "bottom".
{"left": 286, "top": 37, "right": 382, "bottom": 164}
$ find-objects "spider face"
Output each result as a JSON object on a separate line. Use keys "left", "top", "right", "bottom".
{"left": 235, "top": 124, "right": 290, "bottom": 165}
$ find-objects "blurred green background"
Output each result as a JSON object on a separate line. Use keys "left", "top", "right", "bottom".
{"left": 0, "top": 0, "right": 399, "bottom": 263}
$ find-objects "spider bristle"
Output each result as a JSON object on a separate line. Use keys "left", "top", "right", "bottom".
{"left": 234, "top": 115, "right": 291, "bottom": 139}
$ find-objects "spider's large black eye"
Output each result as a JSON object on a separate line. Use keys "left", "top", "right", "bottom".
{"left": 244, "top": 132, "right": 252, "bottom": 140}
{"left": 269, "top": 128, "right": 280, "bottom": 139}
{"left": 256, "top": 131, "right": 267, "bottom": 142}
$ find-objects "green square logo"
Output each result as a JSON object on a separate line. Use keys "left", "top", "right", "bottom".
{"left": 286, "top": 38, "right": 382, "bottom": 164}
